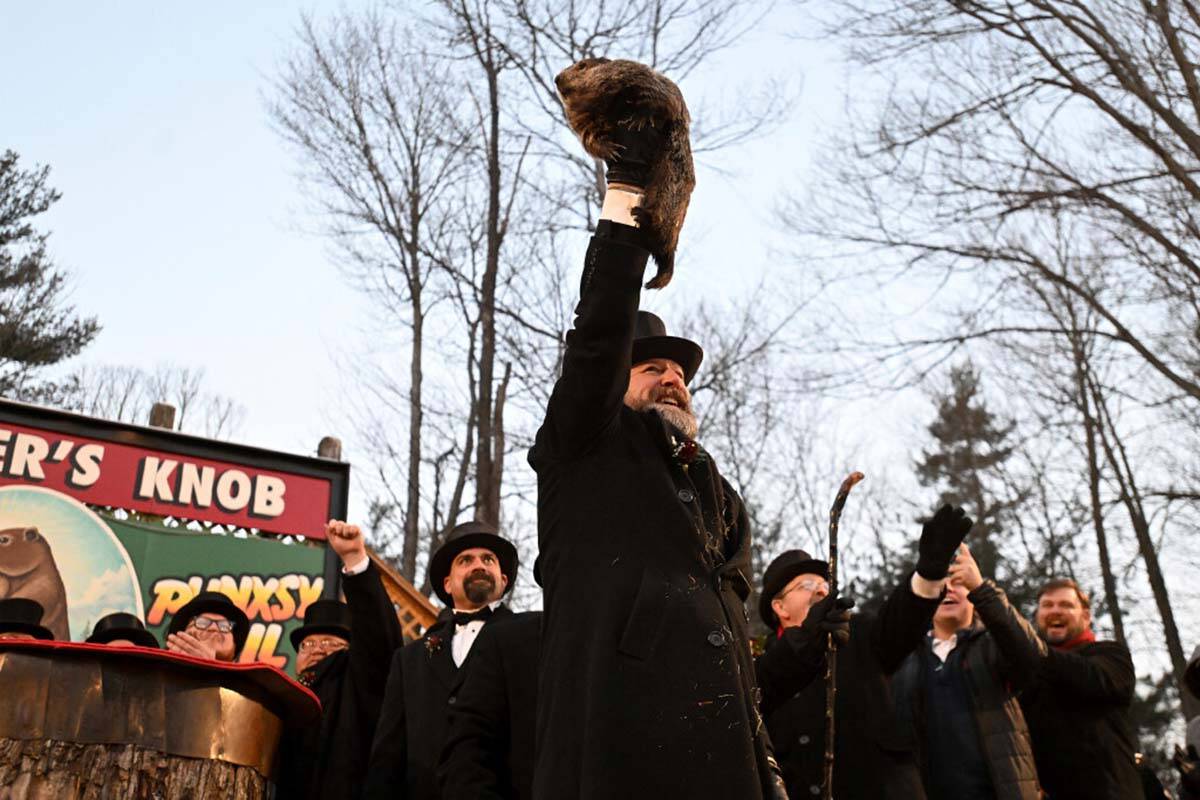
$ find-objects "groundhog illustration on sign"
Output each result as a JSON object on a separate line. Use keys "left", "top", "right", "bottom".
{"left": 556, "top": 57, "right": 695, "bottom": 290}
{"left": 0, "top": 526, "right": 70, "bottom": 640}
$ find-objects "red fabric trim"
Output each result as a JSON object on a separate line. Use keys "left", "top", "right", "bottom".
{"left": 1054, "top": 628, "right": 1096, "bottom": 651}
{"left": 776, "top": 625, "right": 785, "bottom": 640}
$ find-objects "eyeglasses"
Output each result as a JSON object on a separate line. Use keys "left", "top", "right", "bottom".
{"left": 299, "top": 636, "right": 349, "bottom": 653}
{"left": 777, "top": 578, "right": 830, "bottom": 600}
{"left": 188, "top": 617, "right": 234, "bottom": 634}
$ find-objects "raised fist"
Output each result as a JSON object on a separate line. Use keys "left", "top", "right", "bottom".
{"left": 326, "top": 519, "right": 367, "bottom": 568}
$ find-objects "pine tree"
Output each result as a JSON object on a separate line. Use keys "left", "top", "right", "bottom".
{"left": 0, "top": 150, "right": 98, "bottom": 400}
{"left": 917, "top": 363, "right": 1014, "bottom": 577}
{"left": 916, "top": 361, "right": 1039, "bottom": 608}
{"left": 849, "top": 362, "right": 1034, "bottom": 612}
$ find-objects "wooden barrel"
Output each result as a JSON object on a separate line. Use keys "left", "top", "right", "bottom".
{"left": 0, "top": 640, "right": 320, "bottom": 800}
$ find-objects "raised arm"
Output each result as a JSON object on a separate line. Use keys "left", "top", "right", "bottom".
{"left": 532, "top": 221, "right": 649, "bottom": 463}
{"left": 949, "top": 546, "right": 1047, "bottom": 687}
{"left": 343, "top": 561, "right": 403, "bottom": 696}
{"left": 325, "top": 520, "right": 403, "bottom": 695}
{"left": 873, "top": 505, "right": 973, "bottom": 674}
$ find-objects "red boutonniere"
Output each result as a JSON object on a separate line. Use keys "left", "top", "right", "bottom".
{"left": 425, "top": 634, "right": 443, "bottom": 656}
{"left": 672, "top": 437, "right": 707, "bottom": 470}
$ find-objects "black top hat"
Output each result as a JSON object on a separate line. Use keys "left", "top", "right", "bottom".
{"left": 631, "top": 311, "right": 703, "bottom": 385}
{"left": 0, "top": 597, "right": 54, "bottom": 641}
{"left": 167, "top": 591, "right": 251, "bottom": 655}
{"left": 759, "top": 549, "right": 830, "bottom": 629}
{"left": 86, "top": 612, "right": 160, "bottom": 649}
{"left": 429, "top": 521, "right": 518, "bottom": 606}
{"left": 290, "top": 599, "right": 354, "bottom": 651}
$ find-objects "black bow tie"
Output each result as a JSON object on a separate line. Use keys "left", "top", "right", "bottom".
{"left": 453, "top": 607, "right": 494, "bottom": 626}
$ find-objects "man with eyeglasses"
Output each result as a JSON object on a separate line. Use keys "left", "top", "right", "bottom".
{"left": 275, "top": 519, "right": 403, "bottom": 800}
{"left": 165, "top": 590, "right": 249, "bottom": 662}
{"left": 755, "top": 504, "right": 973, "bottom": 799}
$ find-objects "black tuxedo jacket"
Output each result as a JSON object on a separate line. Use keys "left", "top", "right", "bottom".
{"left": 437, "top": 611, "right": 540, "bottom": 800}
{"left": 363, "top": 604, "right": 514, "bottom": 800}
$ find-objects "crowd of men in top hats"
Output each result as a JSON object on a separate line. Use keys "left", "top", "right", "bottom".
{"left": 1, "top": 91, "right": 1198, "bottom": 800}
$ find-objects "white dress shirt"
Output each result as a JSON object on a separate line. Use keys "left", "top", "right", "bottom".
{"left": 451, "top": 600, "right": 502, "bottom": 667}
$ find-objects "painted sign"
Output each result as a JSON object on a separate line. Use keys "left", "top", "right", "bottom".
{"left": 0, "top": 421, "right": 332, "bottom": 540}
{"left": 0, "top": 401, "right": 350, "bottom": 673}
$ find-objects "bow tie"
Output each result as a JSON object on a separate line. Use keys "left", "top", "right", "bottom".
{"left": 453, "top": 607, "right": 494, "bottom": 626}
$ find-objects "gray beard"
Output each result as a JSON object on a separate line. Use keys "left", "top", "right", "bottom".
{"left": 651, "top": 403, "right": 698, "bottom": 439}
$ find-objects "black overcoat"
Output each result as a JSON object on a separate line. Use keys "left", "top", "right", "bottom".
{"left": 438, "top": 611, "right": 540, "bottom": 800}
{"left": 528, "top": 222, "right": 778, "bottom": 800}
{"left": 755, "top": 575, "right": 940, "bottom": 800}
{"left": 275, "top": 562, "right": 403, "bottom": 800}
{"left": 1018, "top": 639, "right": 1140, "bottom": 800}
{"left": 363, "top": 604, "right": 514, "bottom": 800}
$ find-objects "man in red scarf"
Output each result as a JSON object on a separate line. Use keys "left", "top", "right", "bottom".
{"left": 1019, "top": 578, "right": 1140, "bottom": 799}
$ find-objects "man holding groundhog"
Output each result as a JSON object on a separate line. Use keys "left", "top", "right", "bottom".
{"left": 527, "top": 73, "right": 785, "bottom": 799}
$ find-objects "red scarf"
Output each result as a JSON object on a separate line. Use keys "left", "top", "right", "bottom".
{"left": 1053, "top": 628, "right": 1096, "bottom": 651}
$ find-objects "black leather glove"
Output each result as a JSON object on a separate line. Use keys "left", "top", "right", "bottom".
{"left": 1175, "top": 744, "right": 1200, "bottom": 798}
{"left": 604, "top": 116, "right": 664, "bottom": 189}
{"left": 915, "top": 504, "right": 973, "bottom": 580}
{"left": 798, "top": 594, "right": 855, "bottom": 648}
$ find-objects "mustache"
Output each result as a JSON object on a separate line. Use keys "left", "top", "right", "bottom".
{"left": 649, "top": 386, "right": 690, "bottom": 409}
{"left": 465, "top": 569, "right": 495, "bottom": 585}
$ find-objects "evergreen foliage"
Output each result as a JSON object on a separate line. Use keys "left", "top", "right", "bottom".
{"left": 0, "top": 149, "right": 98, "bottom": 400}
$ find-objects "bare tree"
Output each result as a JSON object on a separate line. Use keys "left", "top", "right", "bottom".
{"left": 271, "top": 11, "right": 472, "bottom": 578}
{"left": 790, "top": 0, "right": 1200, "bottom": 715}
{"left": 62, "top": 363, "right": 245, "bottom": 439}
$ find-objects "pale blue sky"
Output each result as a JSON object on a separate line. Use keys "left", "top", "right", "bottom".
{"left": 1, "top": 2, "right": 848, "bottom": 461}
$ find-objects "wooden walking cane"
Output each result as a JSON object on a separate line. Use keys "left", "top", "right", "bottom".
{"left": 823, "top": 471, "right": 864, "bottom": 800}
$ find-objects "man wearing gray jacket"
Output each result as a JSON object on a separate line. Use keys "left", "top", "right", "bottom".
{"left": 892, "top": 544, "right": 1041, "bottom": 800}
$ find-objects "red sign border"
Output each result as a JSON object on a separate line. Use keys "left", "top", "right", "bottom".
{"left": 0, "top": 399, "right": 351, "bottom": 539}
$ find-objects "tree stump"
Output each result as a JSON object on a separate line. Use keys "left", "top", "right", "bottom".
{"left": 0, "top": 642, "right": 320, "bottom": 800}
{"left": 0, "top": 739, "right": 267, "bottom": 800}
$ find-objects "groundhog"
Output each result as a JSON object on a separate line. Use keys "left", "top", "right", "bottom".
{"left": 556, "top": 57, "right": 695, "bottom": 290}
{"left": 0, "top": 526, "right": 70, "bottom": 640}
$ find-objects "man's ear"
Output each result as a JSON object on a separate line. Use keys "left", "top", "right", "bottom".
{"left": 1082, "top": 606, "right": 1093, "bottom": 630}
{"left": 771, "top": 596, "right": 787, "bottom": 624}
{"left": 497, "top": 573, "right": 509, "bottom": 597}
{"left": 443, "top": 574, "right": 453, "bottom": 599}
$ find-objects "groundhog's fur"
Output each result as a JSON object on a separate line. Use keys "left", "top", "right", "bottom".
{"left": 556, "top": 58, "right": 694, "bottom": 289}
{"left": 0, "top": 526, "right": 70, "bottom": 640}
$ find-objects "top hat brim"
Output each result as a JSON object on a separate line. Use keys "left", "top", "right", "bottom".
{"left": 87, "top": 627, "right": 160, "bottom": 649}
{"left": 631, "top": 336, "right": 703, "bottom": 385}
{"left": 0, "top": 621, "right": 54, "bottom": 641}
{"left": 290, "top": 621, "right": 353, "bottom": 652}
{"left": 430, "top": 532, "right": 519, "bottom": 606}
{"left": 167, "top": 595, "right": 251, "bottom": 653}
{"left": 758, "top": 557, "right": 830, "bottom": 629}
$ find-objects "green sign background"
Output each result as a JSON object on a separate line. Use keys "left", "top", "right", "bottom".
{"left": 107, "top": 516, "right": 326, "bottom": 674}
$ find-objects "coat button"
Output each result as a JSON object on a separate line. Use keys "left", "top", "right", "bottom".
{"left": 798, "top": 735, "right": 810, "bottom": 745}
{"left": 809, "top": 786, "right": 821, "bottom": 796}
{"left": 706, "top": 630, "right": 726, "bottom": 647}
{"left": 448, "top": 696, "right": 457, "bottom": 705}
{"left": 677, "top": 488, "right": 695, "bottom": 503}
